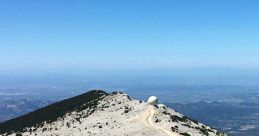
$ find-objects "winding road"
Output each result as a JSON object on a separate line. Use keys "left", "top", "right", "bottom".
{"left": 144, "top": 106, "right": 180, "bottom": 136}
{"left": 128, "top": 105, "right": 196, "bottom": 136}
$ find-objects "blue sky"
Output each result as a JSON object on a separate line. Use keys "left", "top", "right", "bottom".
{"left": 1, "top": 0, "right": 259, "bottom": 74}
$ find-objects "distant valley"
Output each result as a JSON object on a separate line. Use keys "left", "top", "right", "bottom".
{"left": 168, "top": 101, "right": 259, "bottom": 136}
{"left": 0, "top": 99, "right": 53, "bottom": 122}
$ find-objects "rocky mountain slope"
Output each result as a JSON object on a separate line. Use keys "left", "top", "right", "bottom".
{"left": 0, "top": 90, "right": 228, "bottom": 136}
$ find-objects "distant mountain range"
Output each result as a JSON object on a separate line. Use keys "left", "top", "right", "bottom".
{"left": 0, "top": 90, "right": 227, "bottom": 136}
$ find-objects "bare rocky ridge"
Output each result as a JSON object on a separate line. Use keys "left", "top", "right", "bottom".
{"left": 0, "top": 90, "right": 228, "bottom": 136}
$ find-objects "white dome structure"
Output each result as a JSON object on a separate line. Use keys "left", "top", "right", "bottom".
{"left": 147, "top": 96, "right": 158, "bottom": 105}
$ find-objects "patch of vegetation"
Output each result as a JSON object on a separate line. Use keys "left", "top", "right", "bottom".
{"left": 200, "top": 128, "right": 209, "bottom": 136}
{"left": 182, "top": 123, "right": 191, "bottom": 128}
{"left": 194, "top": 126, "right": 210, "bottom": 136}
{"left": 123, "top": 106, "right": 131, "bottom": 114}
{"left": 169, "top": 114, "right": 199, "bottom": 125}
{"left": 182, "top": 116, "right": 198, "bottom": 124}
{"left": 171, "top": 126, "right": 179, "bottom": 132}
{"left": 155, "top": 119, "right": 161, "bottom": 123}
{"left": 111, "top": 91, "right": 123, "bottom": 95}
{"left": 170, "top": 115, "right": 188, "bottom": 123}
{"left": 162, "top": 111, "right": 170, "bottom": 115}
{"left": 171, "top": 127, "right": 176, "bottom": 132}
{"left": 0, "top": 90, "right": 108, "bottom": 134}
{"left": 180, "top": 132, "right": 191, "bottom": 136}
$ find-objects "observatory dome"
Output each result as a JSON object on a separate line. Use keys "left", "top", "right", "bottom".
{"left": 147, "top": 96, "right": 158, "bottom": 105}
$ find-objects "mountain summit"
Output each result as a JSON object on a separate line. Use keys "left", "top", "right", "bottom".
{"left": 0, "top": 90, "right": 228, "bottom": 136}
